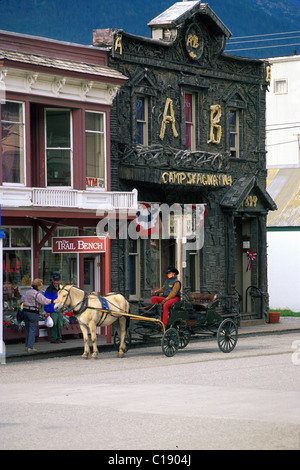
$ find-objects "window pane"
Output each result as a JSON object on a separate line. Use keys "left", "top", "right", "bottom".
{"left": 150, "top": 240, "right": 161, "bottom": 287}
{"left": 3, "top": 228, "right": 10, "bottom": 248}
{"left": 274, "top": 79, "right": 288, "bottom": 94}
{"left": 85, "top": 112, "right": 105, "bottom": 187}
{"left": 136, "top": 97, "right": 145, "bottom": 121}
{"left": 185, "top": 123, "right": 191, "bottom": 149}
{"left": 230, "top": 133, "right": 236, "bottom": 148}
{"left": 47, "top": 149, "right": 71, "bottom": 186}
{"left": 1, "top": 102, "right": 25, "bottom": 184}
{"left": 129, "top": 255, "right": 137, "bottom": 295}
{"left": 3, "top": 250, "right": 32, "bottom": 288}
{"left": 38, "top": 250, "right": 78, "bottom": 287}
{"left": 136, "top": 96, "right": 147, "bottom": 145}
{"left": 1, "top": 101, "right": 23, "bottom": 122}
{"left": 229, "top": 110, "right": 236, "bottom": 131}
{"left": 136, "top": 122, "right": 144, "bottom": 144}
{"left": 185, "top": 93, "right": 192, "bottom": 122}
{"left": 46, "top": 110, "right": 70, "bottom": 148}
{"left": 11, "top": 228, "right": 31, "bottom": 247}
{"left": 86, "top": 112, "right": 104, "bottom": 132}
{"left": 86, "top": 133, "right": 105, "bottom": 178}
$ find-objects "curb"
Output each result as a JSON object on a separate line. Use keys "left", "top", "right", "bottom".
{"left": 4, "top": 323, "right": 300, "bottom": 363}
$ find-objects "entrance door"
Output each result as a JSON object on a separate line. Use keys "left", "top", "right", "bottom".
{"left": 84, "top": 258, "right": 95, "bottom": 293}
{"left": 234, "top": 218, "right": 252, "bottom": 312}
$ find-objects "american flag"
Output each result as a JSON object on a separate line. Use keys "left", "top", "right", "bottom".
{"left": 135, "top": 203, "right": 160, "bottom": 237}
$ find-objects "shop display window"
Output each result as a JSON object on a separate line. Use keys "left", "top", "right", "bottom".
{"left": 38, "top": 227, "right": 78, "bottom": 286}
{"left": 2, "top": 227, "right": 32, "bottom": 324}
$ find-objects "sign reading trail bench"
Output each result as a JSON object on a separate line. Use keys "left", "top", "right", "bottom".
{"left": 52, "top": 236, "right": 107, "bottom": 254}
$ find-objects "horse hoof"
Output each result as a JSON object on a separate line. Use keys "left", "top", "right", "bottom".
{"left": 82, "top": 355, "right": 89, "bottom": 360}
{"left": 91, "top": 355, "right": 98, "bottom": 360}
{"left": 118, "top": 352, "right": 124, "bottom": 358}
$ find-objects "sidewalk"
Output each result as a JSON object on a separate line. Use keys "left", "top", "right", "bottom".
{"left": 2, "top": 317, "right": 300, "bottom": 363}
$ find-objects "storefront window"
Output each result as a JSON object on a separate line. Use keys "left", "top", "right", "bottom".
{"left": 38, "top": 227, "right": 78, "bottom": 285}
{"left": 3, "top": 227, "right": 32, "bottom": 317}
{"left": 1, "top": 101, "right": 25, "bottom": 184}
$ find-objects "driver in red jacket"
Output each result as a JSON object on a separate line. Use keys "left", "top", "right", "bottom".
{"left": 151, "top": 267, "right": 181, "bottom": 326}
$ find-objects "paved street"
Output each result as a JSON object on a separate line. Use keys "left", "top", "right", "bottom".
{"left": 0, "top": 332, "right": 299, "bottom": 451}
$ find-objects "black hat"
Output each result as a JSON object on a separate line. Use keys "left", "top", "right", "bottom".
{"left": 166, "top": 266, "right": 179, "bottom": 275}
{"left": 51, "top": 272, "right": 61, "bottom": 281}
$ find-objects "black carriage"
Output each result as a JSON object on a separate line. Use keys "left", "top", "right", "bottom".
{"left": 114, "top": 293, "right": 239, "bottom": 357}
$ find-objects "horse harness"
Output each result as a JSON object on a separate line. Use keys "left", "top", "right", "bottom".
{"left": 58, "top": 286, "right": 117, "bottom": 327}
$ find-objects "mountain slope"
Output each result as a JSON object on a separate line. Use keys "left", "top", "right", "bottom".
{"left": 0, "top": 0, "right": 299, "bottom": 58}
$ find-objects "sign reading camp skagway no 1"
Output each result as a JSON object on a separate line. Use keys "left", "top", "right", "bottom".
{"left": 52, "top": 236, "right": 107, "bottom": 253}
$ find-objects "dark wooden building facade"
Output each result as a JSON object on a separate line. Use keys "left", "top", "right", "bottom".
{"left": 94, "top": 1, "right": 276, "bottom": 321}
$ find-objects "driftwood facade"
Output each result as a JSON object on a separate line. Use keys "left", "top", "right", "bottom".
{"left": 94, "top": 1, "right": 276, "bottom": 320}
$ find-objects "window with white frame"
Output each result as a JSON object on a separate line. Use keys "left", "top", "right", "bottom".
{"left": 1, "top": 101, "right": 25, "bottom": 184}
{"left": 184, "top": 92, "right": 196, "bottom": 151}
{"left": 3, "top": 226, "right": 32, "bottom": 294}
{"left": 136, "top": 96, "right": 148, "bottom": 145}
{"left": 85, "top": 111, "right": 106, "bottom": 188}
{"left": 274, "top": 79, "right": 288, "bottom": 94}
{"left": 229, "top": 108, "right": 240, "bottom": 158}
{"left": 45, "top": 108, "right": 72, "bottom": 187}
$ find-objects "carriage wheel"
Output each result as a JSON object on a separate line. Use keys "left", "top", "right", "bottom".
{"left": 113, "top": 330, "right": 132, "bottom": 351}
{"left": 217, "top": 319, "right": 238, "bottom": 353}
{"left": 161, "top": 328, "right": 180, "bottom": 357}
{"left": 178, "top": 328, "right": 191, "bottom": 349}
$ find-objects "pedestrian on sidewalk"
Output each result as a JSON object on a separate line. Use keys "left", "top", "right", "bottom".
{"left": 44, "top": 273, "right": 65, "bottom": 344}
{"left": 22, "top": 278, "right": 58, "bottom": 353}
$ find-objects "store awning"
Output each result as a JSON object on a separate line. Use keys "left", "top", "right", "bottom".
{"left": 267, "top": 168, "right": 300, "bottom": 227}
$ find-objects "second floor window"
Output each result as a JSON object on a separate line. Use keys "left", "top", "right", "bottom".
{"left": 1, "top": 101, "right": 25, "bottom": 184}
{"left": 184, "top": 93, "right": 195, "bottom": 151}
{"left": 136, "top": 96, "right": 148, "bottom": 145}
{"left": 45, "top": 109, "right": 72, "bottom": 187}
{"left": 229, "top": 108, "right": 240, "bottom": 157}
{"left": 85, "top": 112, "right": 105, "bottom": 188}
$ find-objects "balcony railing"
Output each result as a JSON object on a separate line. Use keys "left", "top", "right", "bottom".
{"left": 0, "top": 186, "right": 138, "bottom": 211}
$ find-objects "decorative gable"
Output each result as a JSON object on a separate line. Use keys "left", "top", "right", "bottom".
{"left": 220, "top": 176, "right": 277, "bottom": 213}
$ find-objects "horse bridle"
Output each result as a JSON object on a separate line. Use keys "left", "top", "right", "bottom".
{"left": 57, "top": 285, "right": 116, "bottom": 316}
{"left": 56, "top": 285, "right": 84, "bottom": 314}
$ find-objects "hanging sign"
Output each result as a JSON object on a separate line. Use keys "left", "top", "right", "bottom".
{"left": 52, "top": 236, "right": 107, "bottom": 254}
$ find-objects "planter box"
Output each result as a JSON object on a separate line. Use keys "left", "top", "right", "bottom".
{"left": 269, "top": 312, "right": 280, "bottom": 324}
{"left": 62, "top": 324, "right": 82, "bottom": 338}
{"left": 4, "top": 328, "right": 26, "bottom": 342}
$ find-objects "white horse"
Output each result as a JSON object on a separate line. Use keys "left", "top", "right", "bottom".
{"left": 55, "top": 284, "right": 129, "bottom": 359}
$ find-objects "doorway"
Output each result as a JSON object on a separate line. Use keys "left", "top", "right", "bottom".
{"left": 234, "top": 217, "right": 252, "bottom": 312}
{"left": 84, "top": 256, "right": 101, "bottom": 293}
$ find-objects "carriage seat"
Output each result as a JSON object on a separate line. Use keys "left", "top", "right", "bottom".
{"left": 188, "top": 293, "right": 218, "bottom": 312}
